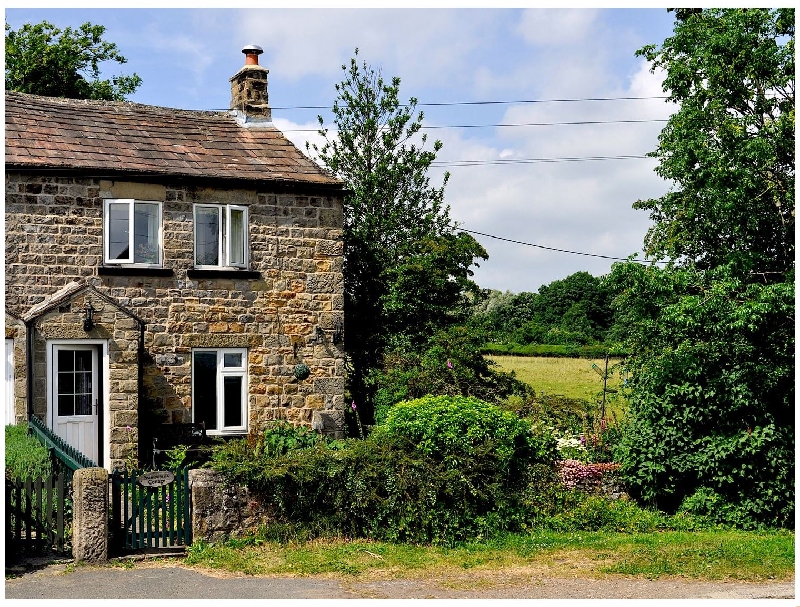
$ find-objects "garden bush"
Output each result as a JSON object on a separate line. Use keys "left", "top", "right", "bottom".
{"left": 376, "top": 395, "right": 556, "bottom": 471}
{"left": 542, "top": 492, "right": 702, "bottom": 533}
{"left": 211, "top": 396, "right": 560, "bottom": 545}
{"left": 5, "top": 423, "right": 52, "bottom": 480}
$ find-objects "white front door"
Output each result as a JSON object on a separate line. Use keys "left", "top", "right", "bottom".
{"left": 52, "top": 345, "right": 98, "bottom": 463}
{"left": 5, "top": 339, "right": 14, "bottom": 425}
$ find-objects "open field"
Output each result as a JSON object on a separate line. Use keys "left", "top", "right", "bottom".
{"left": 489, "top": 355, "right": 625, "bottom": 402}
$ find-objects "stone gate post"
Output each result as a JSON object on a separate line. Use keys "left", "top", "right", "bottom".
{"left": 72, "top": 467, "right": 108, "bottom": 563}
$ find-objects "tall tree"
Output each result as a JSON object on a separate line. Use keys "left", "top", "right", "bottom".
{"left": 612, "top": 9, "right": 794, "bottom": 527}
{"left": 634, "top": 8, "right": 794, "bottom": 276}
{"left": 309, "top": 50, "right": 486, "bottom": 420}
{"left": 5, "top": 20, "right": 141, "bottom": 101}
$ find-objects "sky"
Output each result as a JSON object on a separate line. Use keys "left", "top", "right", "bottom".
{"left": 5, "top": 6, "right": 680, "bottom": 294}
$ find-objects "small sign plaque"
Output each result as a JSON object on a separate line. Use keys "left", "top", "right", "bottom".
{"left": 137, "top": 471, "right": 175, "bottom": 487}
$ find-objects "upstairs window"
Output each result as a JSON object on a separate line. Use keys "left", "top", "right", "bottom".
{"left": 104, "top": 199, "right": 162, "bottom": 265}
{"left": 194, "top": 204, "right": 248, "bottom": 269}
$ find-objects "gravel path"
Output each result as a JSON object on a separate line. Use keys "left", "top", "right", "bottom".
{"left": 5, "top": 560, "right": 795, "bottom": 600}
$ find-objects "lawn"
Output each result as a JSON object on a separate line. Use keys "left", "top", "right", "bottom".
{"left": 183, "top": 530, "right": 795, "bottom": 581}
{"left": 489, "top": 355, "right": 625, "bottom": 402}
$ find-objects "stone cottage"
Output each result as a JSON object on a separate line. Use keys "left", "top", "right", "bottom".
{"left": 5, "top": 46, "right": 347, "bottom": 470}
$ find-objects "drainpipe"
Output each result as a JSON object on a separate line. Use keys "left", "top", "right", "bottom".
{"left": 137, "top": 318, "right": 145, "bottom": 469}
{"left": 24, "top": 320, "right": 34, "bottom": 421}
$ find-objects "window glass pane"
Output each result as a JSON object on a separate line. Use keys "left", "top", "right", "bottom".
{"left": 223, "top": 352, "right": 243, "bottom": 368}
{"left": 193, "top": 352, "right": 218, "bottom": 430}
{"left": 75, "top": 350, "right": 92, "bottom": 372}
{"left": 58, "top": 349, "right": 74, "bottom": 372}
{"left": 196, "top": 207, "right": 220, "bottom": 266}
{"left": 57, "top": 372, "right": 74, "bottom": 397}
{"left": 223, "top": 376, "right": 243, "bottom": 428}
{"left": 229, "top": 209, "right": 245, "bottom": 266}
{"left": 58, "top": 395, "right": 74, "bottom": 417}
{"left": 133, "top": 203, "right": 160, "bottom": 264}
{"left": 75, "top": 371, "right": 92, "bottom": 395}
{"left": 108, "top": 203, "right": 130, "bottom": 260}
{"left": 75, "top": 394, "right": 92, "bottom": 416}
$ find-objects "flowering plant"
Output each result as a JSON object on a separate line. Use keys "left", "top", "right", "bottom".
{"left": 557, "top": 459, "right": 620, "bottom": 491}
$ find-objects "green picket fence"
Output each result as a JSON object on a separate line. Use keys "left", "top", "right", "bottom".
{"left": 6, "top": 473, "right": 70, "bottom": 556}
{"left": 110, "top": 468, "right": 192, "bottom": 550}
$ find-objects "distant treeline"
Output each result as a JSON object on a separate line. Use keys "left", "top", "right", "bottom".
{"left": 470, "top": 271, "right": 625, "bottom": 357}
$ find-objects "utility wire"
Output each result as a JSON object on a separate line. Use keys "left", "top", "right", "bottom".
{"left": 282, "top": 118, "right": 668, "bottom": 133}
{"left": 267, "top": 94, "right": 671, "bottom": 110}
{"left": 459, "top": 228, "right": 668, "bottom": 265}
{"left": 431, "top": 154, "right": 651, "bottom": 167}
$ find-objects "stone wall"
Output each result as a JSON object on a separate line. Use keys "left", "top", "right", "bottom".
{"left": 5, "top": 173, "right": 346, "bottom": 468}
{"left": 190, "top": 469, "right": 271, "bottom": 543}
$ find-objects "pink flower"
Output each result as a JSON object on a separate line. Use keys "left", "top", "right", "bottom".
{"left": 351, "top": 401, "right": 357, "bottom": 411}
{"left": 446, "top": 360, "right": 453, "bottom": 369}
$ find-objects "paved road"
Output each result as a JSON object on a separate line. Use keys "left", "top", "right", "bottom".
{"left": 4, "top": 561, "right": 795, "bottom": 600}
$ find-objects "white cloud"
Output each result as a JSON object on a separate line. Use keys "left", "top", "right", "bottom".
{"left": 516, "top": 8, "right": 600, "bottom": 47}
{"left": 233, "top": 8, "right": 492, "bottom": 91}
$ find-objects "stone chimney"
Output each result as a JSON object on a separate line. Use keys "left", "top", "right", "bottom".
{"left": 230, "top": 44, "right": 271, "bottom": 121}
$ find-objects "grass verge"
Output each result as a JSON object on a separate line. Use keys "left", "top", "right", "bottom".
{"left": 184, "top": 530, "right": 794, "bottom": 581}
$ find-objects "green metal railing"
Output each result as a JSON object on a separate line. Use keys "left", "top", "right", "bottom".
{"left": 28, "top": 415, "right": 97, "bottom": 481}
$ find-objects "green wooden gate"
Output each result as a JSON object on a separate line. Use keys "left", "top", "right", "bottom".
{"left": 6, "top": 473, "right": 70, "bottom": 556}
{"left": 111, "top": 468, "right": 192, "bottom": 550}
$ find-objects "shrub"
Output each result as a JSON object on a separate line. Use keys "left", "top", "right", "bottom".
{"left": 211, "top": 396, "right": 561, "bottom": 546}
{"left": 557, "top": 459, "right": 620, "bottom": 491}
{"left": 544, "top": 493, "right": 675, "bottom": 533}
{"left": 377, "top": 395, "right": 556, "bottom": 469}
{"left": 5, "top": 423, "right": 52, "bottom": 480}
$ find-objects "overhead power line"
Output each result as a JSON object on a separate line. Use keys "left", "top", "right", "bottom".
{"left": 431, "top": 154, "right": 651, "bottom": 167}
{"left": 422, "top": 118, "right": 669, "bottom": 130}
{"left": 268, "top": 94, "right": 671, "bottom": 110}
{"left": 282, "top": 118, "right": 668, "bottom": 133}
{"left": 459, "top": 228, "right": 668, "bottom": 265}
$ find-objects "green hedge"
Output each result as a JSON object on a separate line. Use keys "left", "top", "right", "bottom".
{"left": 481, "top": 343, "right": 628, "bottom": 358}
{"left": 211, "top": 396, "right": 560, "bottom": 545}
{"left": 5, "top": 423, "right": 52, "bottom": 481}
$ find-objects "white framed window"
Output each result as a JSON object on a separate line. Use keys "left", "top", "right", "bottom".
{"left": 192, "top": 348, "right": 248, "bottom": 434}
{"left": 194, "top": 204, "right": 248, "bottom": 269}
{"left": 104, "top": 199, "right": 162, "bottom": 265}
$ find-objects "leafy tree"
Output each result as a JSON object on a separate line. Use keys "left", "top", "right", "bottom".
{"left": 613, "top": 9, "right": 794, "bottom": 527}
{"left": 471, "top": 271, "right": 613, "bottom": 345}
{"left": 5, "top": 20, "right": 141, "bottom": 100}
{"left": 309, "top": 50, "right": 486, "bottom": 420}
{"left": 609, "top": 263, "right": 794, "bottom": 527}
{"left": 634, "top": 8, "right": 794, "bottom": 276}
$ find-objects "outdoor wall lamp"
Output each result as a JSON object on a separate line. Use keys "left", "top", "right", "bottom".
{"left": 332, "top": 320, "right": 343, "bottom": 345}
{"left": 83, "top": 303, "right": 95, "bottom": 332}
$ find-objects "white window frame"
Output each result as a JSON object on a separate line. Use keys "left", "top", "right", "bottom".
{"left": 103, "top": 199, "right": 163, "bottom": 266}
{"left": 193, "top": 204, "right": 249, "bottom": 269}
{"left": 192, "top": 348, "right": 248, "bottom": 435}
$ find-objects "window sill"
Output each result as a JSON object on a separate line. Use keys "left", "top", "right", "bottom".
{"left": 187, "top": 269, "right": 261, "bottom": 280}
{"left": 99, "top": 266, "right": 174, "bottom": 277}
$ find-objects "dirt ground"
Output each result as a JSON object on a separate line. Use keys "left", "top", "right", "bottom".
{"left": 5, "top": 556, "right": 795, "bottom": 600}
